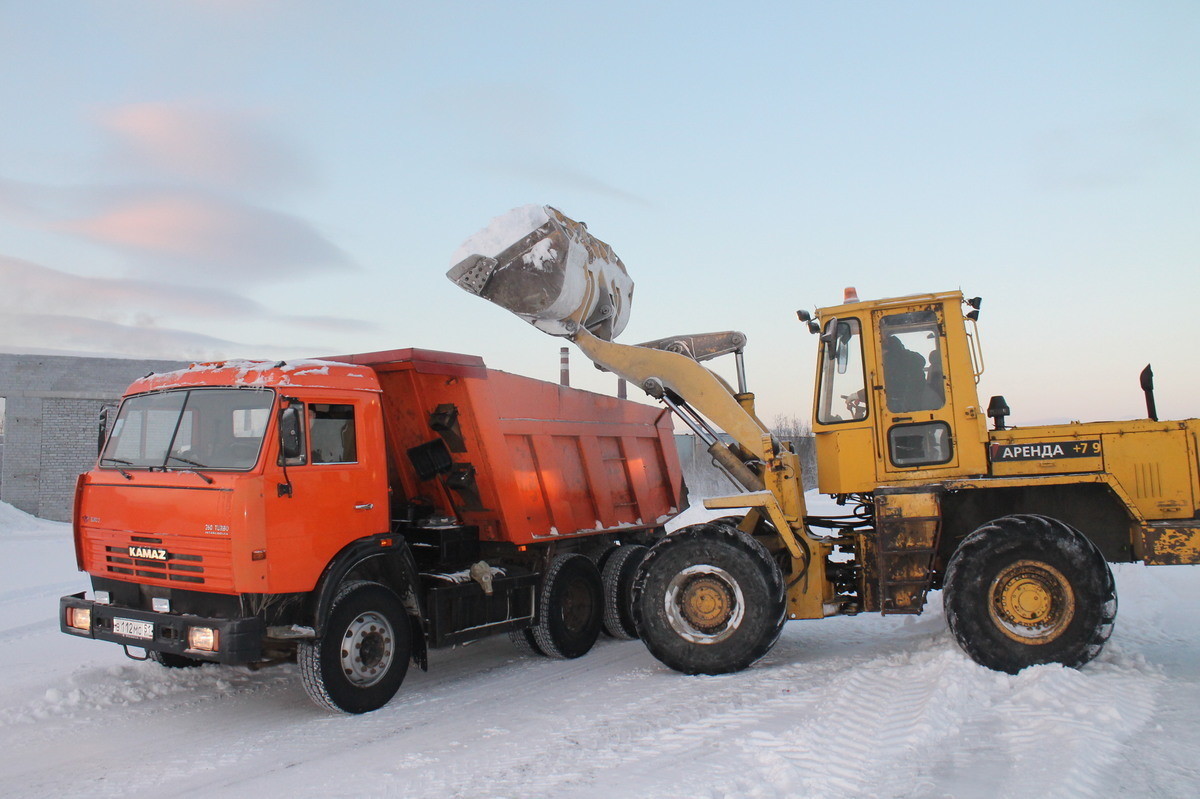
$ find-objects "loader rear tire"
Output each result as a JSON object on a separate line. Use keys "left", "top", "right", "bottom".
{"left": 299, "top": 580, "right": 411, "bottom": 714}
{"left": 943, "top": 514, "right": 1116, "bottom": 674}
{"left": 531, "top": 553, "right": 604, "bottom": 659}
{"left": 633, "top": 522, "right": 786, "bottom": 675}
{"left": 602, "top": 544, "right": 647, "bottom": 640}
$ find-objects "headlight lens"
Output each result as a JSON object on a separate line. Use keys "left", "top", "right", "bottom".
{"left": 188, "top": 626, "right": 219, "bottom": 651}
{"left": 66, "top": 606, "right": 92, "bottom": 632}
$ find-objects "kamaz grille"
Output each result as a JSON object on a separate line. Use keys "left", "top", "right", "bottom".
{"left": 104, "top": 544, "right": 206, "bottom": 584}
{"left": 84, "top": 531, "right": 235, "bottom": 592}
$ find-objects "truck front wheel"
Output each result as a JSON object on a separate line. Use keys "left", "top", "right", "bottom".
{"left": 943, "top": 514, "right": 1117, "bottom": 674}
{"left": 299, "top": 581, "right": 411, "bottom": 713}
{"left": 633, "top": 522, "right": 786, "bottom": 675}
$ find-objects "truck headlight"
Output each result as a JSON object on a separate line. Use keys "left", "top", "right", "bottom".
{"left": 66, "top": 606, "right": 92, "bottom": 633}
{"left": 188, "top": 626, "right": 219, "bottom": 652}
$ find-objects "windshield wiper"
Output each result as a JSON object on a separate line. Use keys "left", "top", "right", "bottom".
{"left": 101, "top": 457, "right": 135, "bottom": 480}
{"left": 166, "top": 455, "right": 215, "bottom": 484}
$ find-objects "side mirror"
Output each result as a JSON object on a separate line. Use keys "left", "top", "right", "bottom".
{"left": 820, "top": 317, "right": 840, "bottom": 357}
{"left": 97, "top": 404, "right": 115, "bottom": 456}
{"left": 279, "top": 406, "right": 304, "bottom": 461}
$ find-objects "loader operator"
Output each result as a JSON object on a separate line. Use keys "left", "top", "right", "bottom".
{"left": 882, "top": 334, "right": 935, "bottom": 412}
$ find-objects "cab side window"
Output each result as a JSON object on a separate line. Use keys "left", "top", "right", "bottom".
{"left": 817, "top": 319, "right": 868, "bottom": 424}
{"left": 310, "top": 404, "right": 357, "bottom": 464}
{"left": 879, "top": 311, "right": 946, "bottom": 413}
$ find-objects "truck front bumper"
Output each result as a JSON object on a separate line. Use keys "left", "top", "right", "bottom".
{"left": 60, "top": 592, "right": 264, "bottom": 665}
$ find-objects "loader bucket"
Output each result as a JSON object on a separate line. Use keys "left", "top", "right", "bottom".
{"left": 448, "top": 205, "right": 633, "bottom": 341}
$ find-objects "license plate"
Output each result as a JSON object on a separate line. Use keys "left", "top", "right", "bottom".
{"left": 113, "top": 617, "right": 154, "bottom": 640}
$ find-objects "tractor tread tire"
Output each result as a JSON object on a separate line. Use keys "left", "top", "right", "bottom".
{"left": 943, "top": 514, "right": 1117, "bottom": 674}
{"left": 633, "top": 521, "right": 786, "bottom": 675}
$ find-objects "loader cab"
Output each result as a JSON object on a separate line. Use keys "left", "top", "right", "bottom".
{"left": 811, "top": 291, "right": 988, "bottom": 493}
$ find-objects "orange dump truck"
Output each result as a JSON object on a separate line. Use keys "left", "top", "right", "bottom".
{"left": 60, "top": 348, "right": 683, "bottom": 712}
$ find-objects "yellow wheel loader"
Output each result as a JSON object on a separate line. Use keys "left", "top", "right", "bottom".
{"left": 449, "top": 206, "right": 1199, "bottom": 675}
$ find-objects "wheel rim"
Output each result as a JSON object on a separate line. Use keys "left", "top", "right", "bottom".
{"left": 339, "top": 611, "right": 395, "bottom": 687}
{"left": 664, "top": 564, "right": 745, "bottom": 645}
{"left": 988, "top": 560, "right": 1075, "bottom": 644}
{"left": 560, "top": 578, "right": 595, "bottom": 633}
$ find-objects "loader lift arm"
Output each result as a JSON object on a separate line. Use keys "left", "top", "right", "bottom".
{"left": 448, "top": 208, "right": 837, "bottom": 653}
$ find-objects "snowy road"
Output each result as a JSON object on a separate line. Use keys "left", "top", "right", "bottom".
{"left": 1, "top": 499, "right": 1197, "bottom": 798}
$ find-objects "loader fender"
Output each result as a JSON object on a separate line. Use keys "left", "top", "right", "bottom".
{"left": 309, "top": 535, "right": 428, "bottom": 670}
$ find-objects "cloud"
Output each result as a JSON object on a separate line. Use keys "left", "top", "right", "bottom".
{"left": 1, "top": 254, "right": 260, "bottom": 318}
{"left": 95, "top": 102, "right": 310, "bottom": 192}
{"left": 60, "top": 188, "right": 352, "bottom": 278}
{"left": 0, "top": 313, "right": 246, "bottom": 361}
{"left": 0, "top": 255, "right": 379, "bottom": 336}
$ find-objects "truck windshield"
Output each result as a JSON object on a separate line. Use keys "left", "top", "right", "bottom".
{"left": 100, "top": 388, "right": 275, "bottom": 472}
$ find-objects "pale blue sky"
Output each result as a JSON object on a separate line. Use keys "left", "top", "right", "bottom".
{"left": 1, "top": 1, "right": 1196, "bottom": 426}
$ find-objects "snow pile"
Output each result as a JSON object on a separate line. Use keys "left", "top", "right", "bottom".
{"left": 1, "top": 496, "right": 1197, "bottom": 797}
{"left": 448, "top": 203, "right": 550, "bottom": 265}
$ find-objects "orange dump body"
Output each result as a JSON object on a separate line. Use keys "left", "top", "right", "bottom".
{"left": 331, "top": 348, "right": 683, "bottom": 547}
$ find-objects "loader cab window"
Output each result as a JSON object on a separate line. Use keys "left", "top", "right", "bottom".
{"left": 817, "top": 318, "right": 868, "bottom": 424}
{"left": 879, "top": 311, "right": 945, "bottom": 413}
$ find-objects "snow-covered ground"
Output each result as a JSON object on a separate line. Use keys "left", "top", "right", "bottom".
{"left": 1, "top": 494, "right": 1198, "bottom": 798}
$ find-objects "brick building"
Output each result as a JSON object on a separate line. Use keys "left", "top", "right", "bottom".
{"left": 0, "top": 354, "right": 186, "bottom": 521}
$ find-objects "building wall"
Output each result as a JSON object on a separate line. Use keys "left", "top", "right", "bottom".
{"left": 0, "top": 354, "right": 187, "bottom": 521}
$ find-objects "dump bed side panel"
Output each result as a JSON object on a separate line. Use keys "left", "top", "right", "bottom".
{"left": 359, "top": 350, "right": 681, "bottom": 545}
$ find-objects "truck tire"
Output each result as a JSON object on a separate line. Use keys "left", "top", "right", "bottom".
{"left": 602, "top": 544, "right": 647, "bottom": 640}
{"left": 299, "top": 580, "right": 411, "bottom": 714}
{"left": 531, "top": 553, "right": 604, "bottom": 659}
{"left": 943, "top": 514, "right": 1117, "bottom": 674}
{"left": 633, "top": 522, "right": 786, "bottom": 675}
{"left": 509, "top": 627, "right": 545, "bottom": 656}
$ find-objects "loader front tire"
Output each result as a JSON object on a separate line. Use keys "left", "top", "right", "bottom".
{"left": 299, "top": 580, "right": 411, "bottom": 714}
{"left": 943, "top": 514, "right": 1116, "bottom": 674}
{"left": 633, "top": 522, "right": 786, "bottom": 675}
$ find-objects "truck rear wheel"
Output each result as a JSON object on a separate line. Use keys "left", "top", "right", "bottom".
{"left": 299, "top": 580, "right": 411, "bottom": 714}
{"left": 633, "top": 522, "right": 786, "bottom": 675}
{"left": 943, "top": 514, "right": 1117, "bottom": 674}
{"left": 602, "top": 544, "right": 647, "bottom": 640}
{"left": 531, "top": 553, "right": 604, "bottom": 659}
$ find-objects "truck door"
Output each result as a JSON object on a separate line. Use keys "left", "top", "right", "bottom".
{"left": 263, "top": 394, "right": 388, "bottom": 593}
{"left": 872, "top": 306, "right": 961, "bottom": 479}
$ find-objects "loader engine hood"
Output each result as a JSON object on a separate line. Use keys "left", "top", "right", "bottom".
{"left": 447, "top": 204, "right": 633, "bottom": 341}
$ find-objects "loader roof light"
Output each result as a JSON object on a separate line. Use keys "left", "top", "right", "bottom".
{"left": 843, "top": 287, "right": 859, "bottom": 303}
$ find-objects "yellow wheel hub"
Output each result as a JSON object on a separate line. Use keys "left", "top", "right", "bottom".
{"left": 989, "top": 560, "right": 1075, "bottom": 644}
{"left": 680, "top": 577, "right": 734, "bottom": 631}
